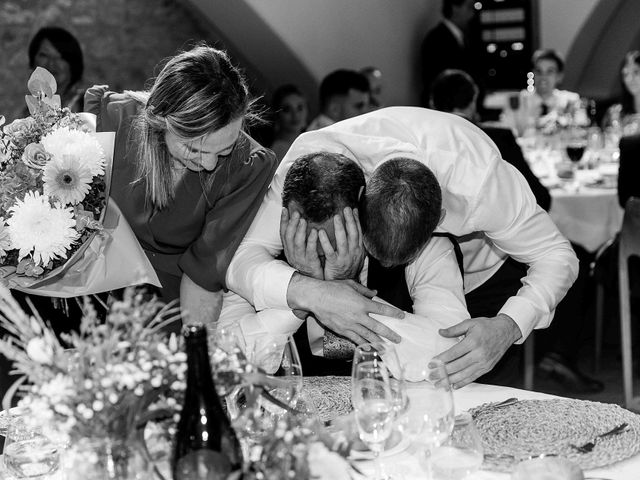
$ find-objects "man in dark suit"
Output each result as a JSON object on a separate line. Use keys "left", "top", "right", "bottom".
{"left": 420, "top": 0, "right": 480, "bottom": 108}
{"left": 430, "top": 69, "right": 604, "bottom": 393}
{"left": 618, "top": 133, "right": 640, "bottom": 208}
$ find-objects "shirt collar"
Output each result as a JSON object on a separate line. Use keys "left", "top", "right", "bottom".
{"left": 442, "top": 18, "right": 465, "bottom": 47}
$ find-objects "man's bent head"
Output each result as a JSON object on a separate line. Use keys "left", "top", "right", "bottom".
{"left": 361, "top": 158, "right": 442, "bottom": 267}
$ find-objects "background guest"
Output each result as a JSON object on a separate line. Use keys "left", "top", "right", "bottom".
{"left": 420, "top": 0, "right": 480, "bottom": 108}
{"left": 85, "top": 45, "right": 277, "bottom": 328}
{"left": 28, "top": 26, "right": 85, "bottom": 112}
{"left": 360, "top": 66, "right": 384, "bottom": 109}
{"left": 306, "top": 69, "right": 370, "bottom": 131}
{"left": 602, "top": 51, "right": 640, "bottom": 137}
{"left": 430, "top": 69, "right": 551, "bottom": 212}
{"left": 268, "top": 84, "right": 309, "bottom": 161}
{"left": 501, "top": 49, "right": 584, "bottom": 136}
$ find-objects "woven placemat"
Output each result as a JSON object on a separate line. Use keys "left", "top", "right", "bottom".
{"left": 470, "top": 398, "right": 640, "bottom": 472}
{"left": 303, "top": 376, "right": 352, "bottom": 423}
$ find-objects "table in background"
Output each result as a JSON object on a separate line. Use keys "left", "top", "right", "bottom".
{"left": 364, "top": 382, "right": 639, "bottom": 480}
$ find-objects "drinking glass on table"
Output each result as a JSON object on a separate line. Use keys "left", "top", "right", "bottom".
{"left": 565, "top": 129, "right": 588, "bottom": 191}
{"left": 3, "top": 418, "right": 60, "bottom": 478}
{"left": 352, "top": 343, "right": 407, "bottom": 419}
{"left": 431, "top": 412, "right": 483, "bottom": 480}
{"left": 352, "top": 360, "right": 395, "bottom": 480}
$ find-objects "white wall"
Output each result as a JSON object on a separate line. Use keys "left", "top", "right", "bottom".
{"left": 244, "top": 0, "right": 440, "bottom": 107}
{"left": 538, "top": 0, "right": 598, "bottom": 58}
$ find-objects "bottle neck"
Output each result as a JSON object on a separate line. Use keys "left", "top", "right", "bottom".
{"left": 184, "top": 337, "right": 216, "bottom": 395}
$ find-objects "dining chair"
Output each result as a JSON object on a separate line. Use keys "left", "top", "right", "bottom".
{"left": 618, "top": 197, "right": 640, "bottom": 410}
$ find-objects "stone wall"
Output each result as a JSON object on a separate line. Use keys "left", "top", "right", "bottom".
{"left": 0, "top": 0, "right": 231, "bottom": 121}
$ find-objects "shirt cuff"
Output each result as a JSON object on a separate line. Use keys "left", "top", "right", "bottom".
{"left": 253, "top": 262, "right": 296, "bottom": 311}
{"left": 498, "top": 296, "right": 548, "bottom": 344}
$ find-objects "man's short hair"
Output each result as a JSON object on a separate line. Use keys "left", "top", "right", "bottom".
{"left": 442, "top": 0, "right": 469, "bottom": 18}
{"left": 282, "top": 152, "right": 365, "bottom": 223}
{"left": 430, "top": 69, "right": 478, "bottom": 112}
{"left": 361, "top": 158, "right": 442, "bottom": 266}
{"left": 532, "top": 48, "right": 565, "bottom": 72}
{"left": 319, "top": 69, "right": 370, "bottom": 110}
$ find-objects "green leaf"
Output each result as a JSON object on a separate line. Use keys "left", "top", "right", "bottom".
{"left": 27, "top": 67, "right": 57, "bottom": 98}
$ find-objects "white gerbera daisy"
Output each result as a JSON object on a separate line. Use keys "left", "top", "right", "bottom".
{"left": 43, "top": 154, "right": 93, "bottom": 205}
{"left": 41, "top": 127, "right": 105, "bottom": 177}
{"left": 6, "top": 191, "right": 78, "bottom": 267}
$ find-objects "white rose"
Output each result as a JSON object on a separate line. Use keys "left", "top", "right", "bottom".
{"left": 26, "top": 337, "right": 54, "bottom": 364}
{"left": 308, "top": 442, "right": 352, "bottom": 480}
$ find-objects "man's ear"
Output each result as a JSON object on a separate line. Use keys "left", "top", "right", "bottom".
{"left": 438, "top": 208, "right": 446, "bottom": 226}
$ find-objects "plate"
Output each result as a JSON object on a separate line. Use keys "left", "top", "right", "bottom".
{"left": 349, "top": 429, "right": 411, "bottom": 460}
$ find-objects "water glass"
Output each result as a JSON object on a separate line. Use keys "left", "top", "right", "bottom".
{"left": 352, "top": 360, "right": 395, "bottom": 480}
{"left": 431, "top": 412, "right": 484, "bottom": 480}
{"left": 3, "top": 419, "right": 60, "bottom": 478}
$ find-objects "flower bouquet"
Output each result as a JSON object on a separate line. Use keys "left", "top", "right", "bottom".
{"left": 0, "top": 67, "right": 118, "bottom": 291}
{"left": 0, "top": 285, "right": 186, "bottom": 479}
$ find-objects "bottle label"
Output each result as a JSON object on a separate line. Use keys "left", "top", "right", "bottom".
{"left": 174, "top": 450, "right": 234, "bottom": 480}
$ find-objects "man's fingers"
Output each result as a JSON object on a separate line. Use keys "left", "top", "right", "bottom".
{"left": 347, "top": 280, "right": 377, "bottom": 298}
{"left": 343, "top": 207, "right": 361, "bottom": 251}
{"left": 283, "top": 210, "right": 300, "bottom": 246}
{"left": 438, "top": 320, "right": 471, "bottom": 338}
{"left": 333, "top": 214, "right": 348, "bottom": 253}
{"left": 317, "top": 229, "right": 336, "bottom": 259}
{"left": 351, "top": 324, "right": 384, "bottom": 345}
{"left": 293, "top": 217, "right": 307, "bottom": 254}
{"left": 432, "top": 338, "right": 473, "bottom": 365}
{"left": 447, "top": 365, "right": 484, "bottom": 389}
{"left": 366, "top": 299, "right": 405, "bottom": 321}
{"left": 306, "top": 229, "right": 319, "bottom": 258}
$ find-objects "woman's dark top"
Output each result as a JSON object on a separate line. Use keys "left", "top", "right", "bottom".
{"left": 85, "top": 86, "right": 277, "bottom": 300}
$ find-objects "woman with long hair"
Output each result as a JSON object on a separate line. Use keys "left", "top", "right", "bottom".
{"left": 85, "top": 45, "right": 277, "bottom": 327}
{"left": 602, "top": 50, "right": 640, "bottom": 136}
{"left": 268, "top": 84, "right": 308, "bottom": 161}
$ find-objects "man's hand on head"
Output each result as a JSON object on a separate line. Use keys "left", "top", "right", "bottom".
{"left": 430, "top": 314, "right": 522, "bottom": 389}
{"left": 287, "top": 273, "right": 404, "bottom": 345}
{"left": 280, "top": 208, "right": 324, "bottom": 279}
{"left": 321, "top": 207, "right": 365, "bottom": 281}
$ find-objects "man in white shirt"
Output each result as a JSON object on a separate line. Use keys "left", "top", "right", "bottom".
{"left": 226, "top": 107, "right": 578, "bottom": 388}
{"left": 219, "top": 152, "right": 467, "bottom": 377}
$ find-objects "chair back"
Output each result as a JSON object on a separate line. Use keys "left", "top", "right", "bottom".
{"left": 619, "top": 197, "right": 640, "bottom": 263}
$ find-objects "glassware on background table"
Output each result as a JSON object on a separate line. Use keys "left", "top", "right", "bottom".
{"left": 352, "top": 360, "right": 395, "bottom": 480}
{"left": 3, "top": 418, "right": 60, "bottom": 479}
{"left": 431, "top": 412, "right": 484, "bottom": 480}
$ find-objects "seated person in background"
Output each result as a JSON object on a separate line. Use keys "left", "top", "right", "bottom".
{"left": 218, "top": 152, "right": 467, "bottom": 378}
{"left": 306, "top": 69, "right": 370, "bottom": 131}
{"left": 360, "top": 66, "right": 385, "bottom": 109}
{"left": 501, "top": 49, "right": 584, "bottom": 136}
{"left": 227, "top": 106, "right": 579, "bottom": 389}
{"left": 29, "top": 26, "right": 85, "bottom": 112}
{"left": 268, "top": 84, "right": 309, "bottom": 161}
{"left": 602, "top": 51, "right": 640, "bottom": 137}
{"left": 432, "top": 69, "right": 603, "bottom": 392}
{"left": 619, "top": 133, "right": 640, "bottom": 208}
{"left": 430, "top": 69, "right": 551, "bottom": 212}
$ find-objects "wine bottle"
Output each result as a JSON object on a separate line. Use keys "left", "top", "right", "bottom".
{"left": 173, "top": 323, "right": 243, "bottom": 479}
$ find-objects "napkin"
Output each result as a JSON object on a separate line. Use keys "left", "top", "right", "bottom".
{"left": 370, "top": 309, "right": 459, "bottom": 382}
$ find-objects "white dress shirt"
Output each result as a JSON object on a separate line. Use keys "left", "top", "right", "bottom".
{"left": 220, "top": 235, "right": 466, "bottom": 376}
{"left": 226, "top": 107, "right": 578, "bottom": 343}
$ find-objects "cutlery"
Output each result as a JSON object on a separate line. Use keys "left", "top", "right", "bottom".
{"left": 484, "top": 452, "right": 558, "bottom": 462}
{"left": 472, "top": 397, "right": 519, "bottom": 418}
{"left": 570, "top": 422, "right": 630, "bottom": 453}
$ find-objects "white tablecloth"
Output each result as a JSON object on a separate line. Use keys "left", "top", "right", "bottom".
{"left": 550, "top": 186, "right": 623, "bottom": 252}
{"left": 363, "top": 382, "right": 639, "bottom": 480}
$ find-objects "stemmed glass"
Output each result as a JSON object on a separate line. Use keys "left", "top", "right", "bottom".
{"left": 431, "top": 412, "right": 484, "bottom": 480}
{"left": 352, "top": 360, "right": 395, "bottom": 480}
{"left": 565, "top": 130, "right": 587, "bottom": 191}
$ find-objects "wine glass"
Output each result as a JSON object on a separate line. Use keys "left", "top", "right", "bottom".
{"left": 431, "top": 412, "right": 484, "bottom": 480}
{"left": 352, "top": 360, "right": 395, "bottom": 480}
{"left": 3, "top": 418, "right": 60, "bottom": 478}
{"left": 565, "top": 130, "right": 587, "bottom": 191}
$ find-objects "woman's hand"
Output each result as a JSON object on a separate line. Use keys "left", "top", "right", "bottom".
{"left": 180, "top": 273, "right": 223, "bottom": 327}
